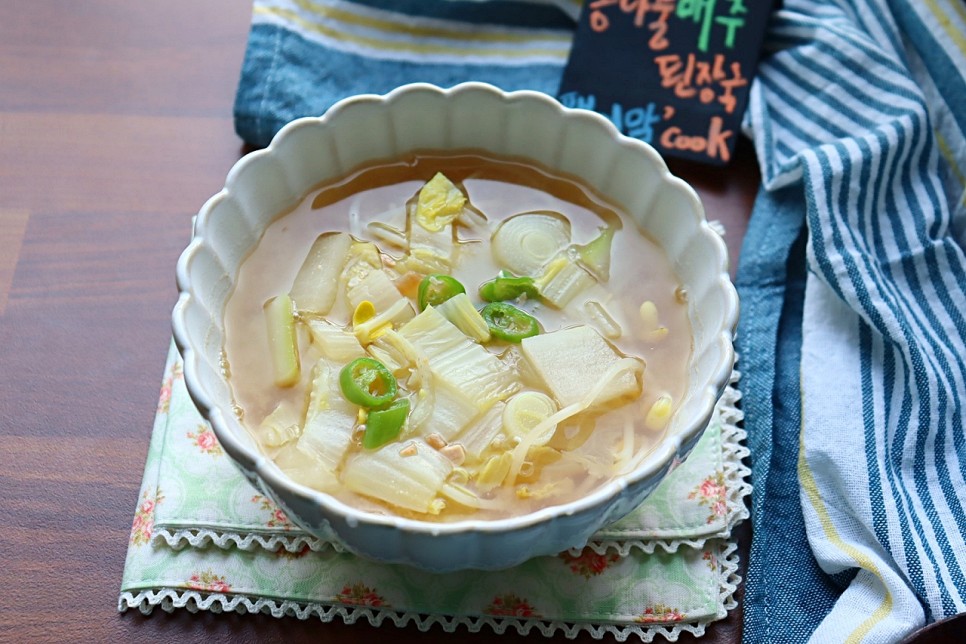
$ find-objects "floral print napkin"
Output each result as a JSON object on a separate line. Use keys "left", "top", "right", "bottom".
{"left": 119, "top": 342, "right": 749, "bottom": 641}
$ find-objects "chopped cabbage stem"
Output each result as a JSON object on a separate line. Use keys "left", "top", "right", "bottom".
{"left": 407, "top": 377, "right": 435, "bottom": 432}
{"left": 435, "top": 292, "right": 490, "bottom": 342}
{"left": 297, "top": 360, "right": 357, "bottom": 473}
{"left": 367, "top": 221, "right": 408, "bottom": 250}
{"left": 457, "top": 402, "right": 506, "bottom": 461}
{"left": 347, "top": 269, "right": 409, "bottom": 315}
{"left": 365, "top": 342, "right": 405, "bottom": 376}
{"left": 257, "top": 400, "right": 303, "bottom": 448}
{"left": 352, "top": 298, "right": 413, "bottom": 345}
{"left": 398, "top": 306, "right": 517, "bottom": 411}
{"left": 536, "top": 255, "right": 596, "bottom": 309}
{"left": 342, "top": 439, "right": 453, "bottom": 514}
{"left": 341, "top": 241, "right": 382, "bottom": 294}
{"left": 306, "top": 319, "right": 366, "bottom": 361}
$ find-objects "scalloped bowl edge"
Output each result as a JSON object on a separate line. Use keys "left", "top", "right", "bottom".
{"left": 172, "top": 82, "right": 738, "bottom": 571}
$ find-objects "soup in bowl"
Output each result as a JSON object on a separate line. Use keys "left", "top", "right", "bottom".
{"left": 173, "top": 83, "right": 737, "bottom": 571}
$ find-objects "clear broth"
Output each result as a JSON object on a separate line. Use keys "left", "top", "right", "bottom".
{"left": 223, "top": 151, "right": 691, "bottom": 521}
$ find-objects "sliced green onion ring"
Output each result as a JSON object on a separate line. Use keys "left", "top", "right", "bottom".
{"left": 480, "top": 302, "right": 540, "bottom": 343}
{"left": 363, "top": 398, "right": 410, "bottom": 449}
{"left": 479, "top": 274, "right": 539, "bottom": 302}
{"left": 417, "top": 274, "right": 465, "bottom": 311}
{"left": 339, "top": 357, "right": 398, "bottom": 409}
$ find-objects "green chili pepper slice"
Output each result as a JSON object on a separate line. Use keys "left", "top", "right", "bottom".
{"left": 339, "top": 357, "right": 398, "bottom": 409}
{"left": 417, "top": 274, "right": 466, "bottom": 311}
{"left": 479, "top": 275, "right": 539, "bottom": 302}
{"left": 480, "top": 302, "right": 540, "bottom": 343}
{"left": 362, "top": 398, "right": 410, "bottom": 449}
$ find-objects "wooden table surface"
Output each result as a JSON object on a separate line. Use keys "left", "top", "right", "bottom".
{"left": 0, "top": 2, "right": 758, "bottom": 641}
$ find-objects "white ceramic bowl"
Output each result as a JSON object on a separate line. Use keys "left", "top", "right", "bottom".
{"left": 173, "top": 82, "right": 737, "bottom": 571}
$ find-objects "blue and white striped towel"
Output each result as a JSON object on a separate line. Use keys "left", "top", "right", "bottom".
{"left": 738, "top": 0, "right": 966, "bottom": 641}
{"left": 232, "top": 1, "right": 966, "bottom": 641}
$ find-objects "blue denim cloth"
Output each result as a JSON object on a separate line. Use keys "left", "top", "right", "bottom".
{"left": 737, "top": 186, "right": 851, "bottom": 642}
{"left": 234, "top": 8, "right": 567, "bottom": 148}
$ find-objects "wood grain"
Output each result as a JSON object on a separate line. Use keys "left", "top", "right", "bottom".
{"left": 0, "top": 112, "right": 243, "bottom": 215}
{"left": 0, "top": 210, "right": 29, "bottom": 315}
{"left": 0, "top": 2, "right": 757, "bottom": 642}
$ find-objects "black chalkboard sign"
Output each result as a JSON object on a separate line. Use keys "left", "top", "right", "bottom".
{"left": 558, "top": 0, "right": 775, "bottom": 165}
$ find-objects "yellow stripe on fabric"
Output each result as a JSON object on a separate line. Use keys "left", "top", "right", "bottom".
{"left": 922, "top": 0, "right": 966, "bottom": 59}
{"left": 255, "top": 5, "right": 569, "bottom": 60}
{"left": 939, "top": 0, "right": 966, "bottom": 36}
{"left": 935, "top": 130, "right": 966, "bottom": 204}
{"left": 289, "top": 0, "right": 570, "bottom": 46}
{"left": 922, "top": 0, "right": 966, "bottom": 205}
{"left": 798, "top": 412, "right": 894, "bottom": 644}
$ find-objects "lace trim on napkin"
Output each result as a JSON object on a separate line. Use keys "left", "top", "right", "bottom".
{"left": 155, "top": 529, "right": 345, "bottom": 553}
{"left": 153, "top": 373, "right": 747, "bottom": 557}
{"left": 119, "top": 539, "right": 740, "bottom": 642}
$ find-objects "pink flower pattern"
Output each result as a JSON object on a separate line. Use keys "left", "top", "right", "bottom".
{"left": 688, "top": 471, "right": 727, "bottom": 524}
{"left": 559, "top": 547, "right": 620, "bottom": 579}
{"left": 703, "top": 549, "right": 718, "bottom": 571}
{"left": 129, "top": 487, "right": 164, "bottom": 546}
{"left": 635, "top": 604, "right": 687, "bottom": 624}
{"left": 484, "top": 593, "right": 540, "bottom": 618}
{"left": 156, "top": 361, "right": 182, "bottom": 414}
{"left": 186, "top": 570, "right": 231, "bottom": 594}
{"left": 336, "top": 583, "right": 386, "bottom": 607}
{"left": 275, "top": 544, "right": 313, "bottom": 559}
{"left": 186, "top": 424, "right": 222, "bottom": 456}
{"left": 251, "top": 494, "right": 293, "bottom": 529}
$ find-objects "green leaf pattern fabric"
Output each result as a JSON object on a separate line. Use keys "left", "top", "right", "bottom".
{"left": 120, "top": 342, "right": 749, "bottom": 640}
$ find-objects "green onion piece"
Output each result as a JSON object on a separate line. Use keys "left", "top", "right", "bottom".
{"left": 263, "top": 294, "right": 301, "bottom": 387}
{"left": 417, "top": 274, "right": 466, "bottom": 311}
{"left": 480, "top": 302, "right": 540, "bottom": 343}
{"left": 576, "top": 226, "right": 615, "bottom": 281}
{"left": 339, "top": 357, "right": 398, "bottom": 409}
{"left": 479, "top": 274, "right": 539, "bottom": 302}
{"left": 362, "top": 398, "right": 411, "bottom": 449}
